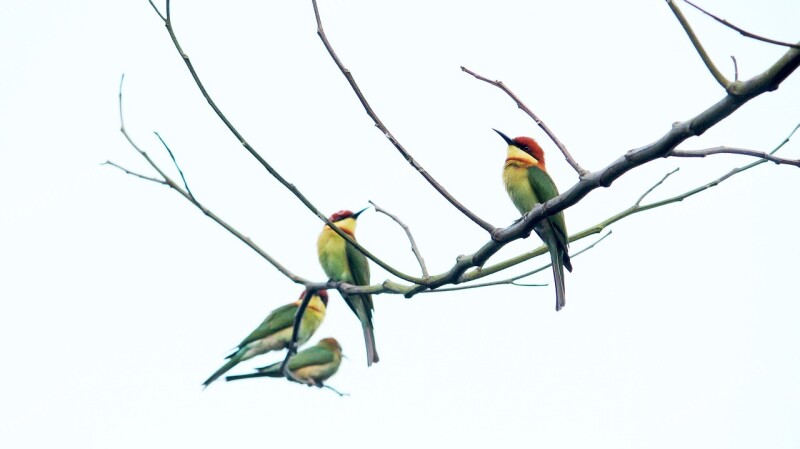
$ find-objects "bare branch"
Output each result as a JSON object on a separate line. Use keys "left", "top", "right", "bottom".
{"left": 432, "top": 231, "right": 611, "bottom": 293}
{"left": 731, "top": 56, "right": 739, "bottom": 82}
{"left": 460, "top": 66, "right": 589, "bottom": 177}
{"left": 154, "top": 132, "right": 195, "bottom": 200}
{"left": 667, "top": 0, "right": 731, "bottom": 89}
{"left": 147, "top": 0, "right": 166, "bottom": 22}
{"left": 321, "top": 384, "right": 348, "bottom": 397}
{"left": 116, "top": 75, "right": 309, "bottom": 284}
{"left": 670, "top": 146, "right": 800, "bottom": 167}
{"left": 683, "top": 0, "right": 800, "bottom": 50}
{"left": 309, "top": 0, "right": 496, "bottom": 234}
{"left": 280, "top": 289, "right": 315, "bottom": 383}
{"left": 635, "top": 168, "right": 680, "bottom": 207}
{"left": 368, "top": 200, "right": 429, "bottom": 278}
{"left": 151, "top": 2, "right": 424, "bottom": 285}
{"left": 102, "top": 161, "right": 166, "bottom": 185}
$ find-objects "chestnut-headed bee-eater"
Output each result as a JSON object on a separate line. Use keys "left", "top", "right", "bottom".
{"left": 317, "top": 208, "right": 379, "bottom": 365}
{"left": 225, "top": 337, "right": 343, "bottom": 387}
{"left": 202, "top": 289, "right": 328, "bottom": 388}
{"left": 495, "top": 129, "right": 572, "bottom": 311}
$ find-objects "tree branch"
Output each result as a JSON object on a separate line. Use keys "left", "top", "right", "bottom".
{"left": 667, "top": 0, "right": 731, "bottom": 89}
{"left": 683, "top": 0, "right": 800, "bottom": 50}
{"left": 670, "top": 146, "right": 800, "bottom": 167}
{"left": 309, "top": 0, "right": 496, "bottom": 234}
{"left": 460, "top": 66, "right": 588, "bottom": 177}
{"left": 154, "top": 131, "right": 195, "bottom": 200}
{"left": 368, "top": 200, "right": 429, "bottom": 278}
{"left": 115, "top": 75, "right": 310, "bottom": 285}
{"left": 148, "top": 1, "right": 424, "bottom": 285}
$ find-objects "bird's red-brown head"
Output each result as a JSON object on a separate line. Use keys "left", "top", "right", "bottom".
{"left": 328, "top": 207, "right": 368, "bottom": 223}
{"left": 493, "top": 129, "right": 546, "bottom": 169}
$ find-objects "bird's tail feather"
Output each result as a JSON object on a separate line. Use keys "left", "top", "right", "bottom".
{"left": 225, "top": 367, "right": 281, "bottom": 382}
{"left": 202, "top": 355, "right": 241, "bottom": 389}
{"left": 362, "top": 321, "right": 379, "bottom": 366}
{"left": 550, "top": 245, "right": 567, "bottom": 312}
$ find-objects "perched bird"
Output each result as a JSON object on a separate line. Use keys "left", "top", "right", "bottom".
{"left": 495, "top": 129, "right": 572, "bottom": 311}
{"left": 202, "top": 289, "right": 328, "bottom": 388}
{"left": 317, "top": 208, "right": 378, "bottom": 365}
{"left": 225, "top": 337, "right": 343, "bottom": 387}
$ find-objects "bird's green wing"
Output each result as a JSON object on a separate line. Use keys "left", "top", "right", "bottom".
{"left": 345, "top": 241, "right": 370, "bottom": 288}
{"left": 287, "top": 345, "right": 335, "bottom": 370}
{"left": 236, "top": 303, "right": 297, "bottom": 348}
{"left": 528, "top": 166, "right": 569, "bottom": 248}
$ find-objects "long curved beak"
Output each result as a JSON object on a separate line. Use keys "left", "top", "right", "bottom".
{"left": 493, "top": 129, "right": 515, "bottom": 146}
{"left": 352, "top": 207, "right": 369, "bottom": 219}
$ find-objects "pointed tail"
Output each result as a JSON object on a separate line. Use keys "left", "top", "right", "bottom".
{"left": 202, "top": 355, "right": 241, "bottom": 389}
{"left": 225, "top": 363, "right": 282, "bottom": 382}
{"left": 362, "top": 320, "right": 379, "bottom": 366}
{"left": 550, "top": 244, "right": 567, "bottom": 312}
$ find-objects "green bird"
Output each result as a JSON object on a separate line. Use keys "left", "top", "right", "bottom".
{"left": 202, "top": 289, "right": 328, "bottom": 388}
{"left": 225, "top": 337, "right": 343, "bottom": 387}
{"left": 317, "top": 208, "right": 378, "bottom": 365}
{"left": 495, "top": 129, "right": 572, "bottom": 311}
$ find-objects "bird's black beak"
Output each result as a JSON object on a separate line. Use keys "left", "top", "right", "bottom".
{"left": 493, "top": 129, "right": 515, "bottom": 146}
{"left": 352, "top": 207, "right": 369, "bottom": 219}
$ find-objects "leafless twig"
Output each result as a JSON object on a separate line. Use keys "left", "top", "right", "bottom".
{"left": 368, "top": 200, "right": 429, "bottom": 278}
{"left": 460, "top": 66, "right": 588, "bottom": 177}
{"left": 670, "top": 146, "right": 800, "bottom": 167}
{"left": 683, "top": 0, "right": 800, "bottom": 50}
{"left": 309, "top": 0, "right": 495, "bottom": 234}
{"left": 280, "top": 289, "right": 315, "bottom": 383}
{"left": 146, "top": 0, "right": 423, "bottom": 285}
{"left": 667, "top": 0, "right": 730, "bottom": 89}
{"left": 731, "top": 56, "right": 739, "bottom": 82}
{"left": 154, "top": 131, "right": 195, "bottom": 200}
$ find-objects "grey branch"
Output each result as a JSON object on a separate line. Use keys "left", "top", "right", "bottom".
{"left": 154, "top": 131, "right": 195, "bottom": 200}
{"left": 670, "top": 146, "right": 800, "bottom": 167}
{"left": 309, "top": 0, "right": 496, "bottom": 234}
{"left": 460, "top": 66, "right": 588, "bottom": 178}
{"left": 368, "top": 200, "right": 429, "bottom": 278}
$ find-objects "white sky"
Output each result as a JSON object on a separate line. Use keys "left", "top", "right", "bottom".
{"left": 2, "top": 1, "right": 799, "bottom": 448}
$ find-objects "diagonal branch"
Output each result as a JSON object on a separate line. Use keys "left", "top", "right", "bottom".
{"left": 368, "top": 200, "right": 429, "bottom": 278}
{"left": 683, "top": 0, "right": 800, "bottom": 50}
{"left": 309, "top": 0, "right": 496, "bottom": 234}
{"left": 116, "top": 75, "right": 309, "bottom": 285}
{"left": 670, "top": 146, "right": 800, "bottom": 167}
{"left": 154, "top": 131, "right": 195, "bottom": 200}
{"left": 148, "top": 1, "right": 423, "bottom": 285}
{"left": 667, "top": 0, "right": 731, "bottom": 89}
{"left": 460, "top": 66, "right": 588, "bottom": 177}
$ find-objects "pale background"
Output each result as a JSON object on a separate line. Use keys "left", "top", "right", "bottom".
{"left": 1, "top": 1, "right": 799, "bottom": 448}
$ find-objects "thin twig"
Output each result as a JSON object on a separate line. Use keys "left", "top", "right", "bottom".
{"left": 322, "top": 384, "right": 349, "bottom": 397}
{"left": 309, "top": 0, "right": 495, "bottom": 234}
{"left": 115, "top": 75, "right": 309, "bottom": 284}
{"left": 683, "top": 0, "right": 800, "bottom": 50}
{"left": 368, "top": 200, "right": 429, "bottom": 278}
{"left": 670, "top": 146, "right": 800, "bottom": 166}
{"left": 147, "top": 0, "right": 166, "bottom": 22}
{"left": 667, "top": 0, "right": 731, "bottom": 89}
{"left": 635, "top": 168, "right": 680, "bottom": 207}
{"left": 149, "top": 1, "right": 423, "bottom": 285}
{"left": 102, "top": 161, "right": 166, "bottom": 185}
{"left": 460, "top": 66, "right": 588, "bottom": 177}
{"left": 731, "top": 56, "right": 739, "bottom": 82}
{"left": 154, "top": 132, "right": 195, "bottom": 200}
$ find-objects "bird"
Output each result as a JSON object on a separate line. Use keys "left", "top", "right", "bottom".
{"left": 201, "top": 289, "right": 328, "bottom": 388}
{"left": 495, "top": 129, "right": 572, "bottom": 311}
{"left": 317, "top": 208, "right": 379, "bottom": 365}
{"left": 225, "top": 337, "right": 343, "bottom": 387}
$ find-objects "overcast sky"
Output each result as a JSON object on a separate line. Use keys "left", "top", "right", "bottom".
{"left": 2, "top": 1, "right": 799, "bottom": 448}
